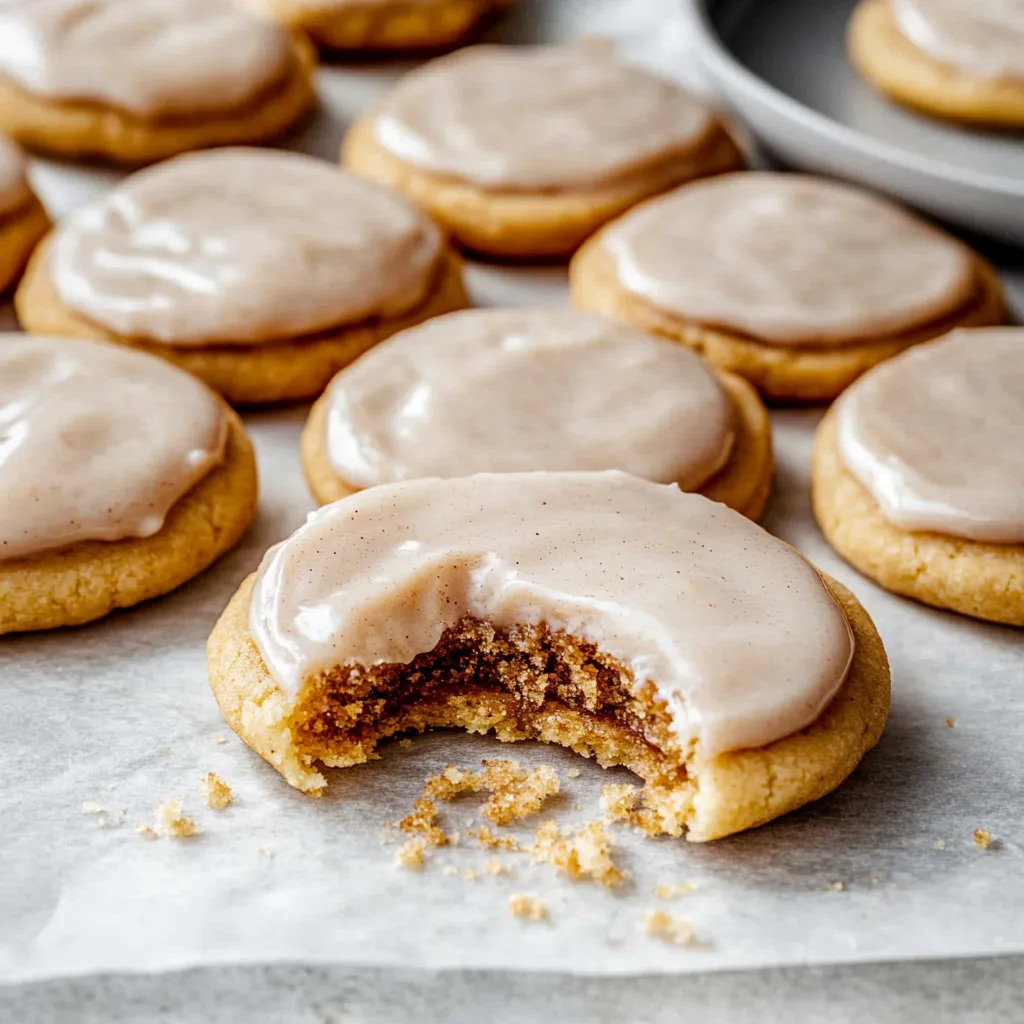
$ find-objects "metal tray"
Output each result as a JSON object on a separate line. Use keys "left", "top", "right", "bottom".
{"left": 688, "top": 0, "right": 1024, "bottom": 247}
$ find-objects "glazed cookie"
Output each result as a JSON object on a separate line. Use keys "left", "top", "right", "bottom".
{"left": 0, "top": 335, "right": 257, "bottom": 634}
{"left": 301, "top": 308, "right": 773, "bottom": 519}
{"left": 15, "top": 148, "right": 468, "bottom": 405}
{"left": 813, "top": 328, "right": 1024, "bottom": 627}
{"left": 849, "top": 0, "right": 1024, "bottom": 128}
{"left": 0, "top": 136, "right": 48, "bottom": 294}
{"left": 208, "top": 472, "right": 889, "bottom": 842}
{"left": 0, "top": 0, "right": 316, "bottom": 164}
{"left": 236, "top": 0, "right": 513, "bottom": 52}
{"left": 342, "top": 43, "right": 744, "bottom": 258}
{"left": 571, "top": 172, "right": 1005, "bottom": 402}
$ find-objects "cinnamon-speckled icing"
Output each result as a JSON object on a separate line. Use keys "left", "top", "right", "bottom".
{"left": 0, "top": 335, "right": 227, "bottom": 561}
{"left": 604, "top": 173, "right": 976, "bottom": 347}
{"left": 371, "top": 43, "right": 716, "bottom": 190}
{"left": 0, "top": 0, "right": 293, "bottom": 117}
{"left": 323, "top": 309, "right": 735, "bottom": 490}
{"left": 249, "top": 472, "right": 854, "bottom": 756}
{"left": 837, "top": 327, "right": 1024, "bottom": 543}
{"left": 0, "top": 135, "right": 29, "bottom": 218}
{"left": 49, "top": 149, "right": 443, "bottom": 346}
{"left": 890, "top": 0, "right": 1024, "bottom": 81}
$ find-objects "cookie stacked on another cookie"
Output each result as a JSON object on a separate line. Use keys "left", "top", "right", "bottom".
{"left": 0, "top": 136, "right": 47, "bottom": 294}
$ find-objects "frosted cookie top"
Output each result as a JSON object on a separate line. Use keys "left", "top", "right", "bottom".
{"left": 890, "top": 0, "right": 1024, "bottom": 82}
{"left": 0, "top": 336, "right": 227, "bottom": 561}
{"left": 49, "top": 149, "right": 443, "bottom": 346}
{"left": 0, "top": 135, "right": 29, "bottom": 217}
{"left": 370, "top": 43, "right": 716, "bottom": 191}
{"left": 602, "top": 172, "right": 977, "bottom": 347}
{"left": 837, "top": 327, "right": 1024, "bottom": 544}
{"left": 250, "top": 472, "right": 853, "bottom": 756}
{"left": 322, "top": 309, "right": 736, "bottom": 490}
{"left": 0, "top": 0, "right": 294, "bottom": 118}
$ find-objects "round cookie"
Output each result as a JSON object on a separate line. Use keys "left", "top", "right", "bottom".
{"left": 0, "top": 0, "right": 316, "bottom": 164}
{"left": 208, "top": 472, "right": 889, "bottom": 842}
{"left": 15, "top": 148, "right": 468, "bottom": 405}
{"left": 236, "top": 0, "right": 513, "bottom": 52}
{"left": 571, "top": 172, "right": 1006, "bottom": 402}
{"left": 812, "top": 327, "right": 1024, "bottom": 627}
{"left": 0, "top": 335, "right": 258, "bottom": 634}
{"left": 0, "top": 136, "right": 48, "bottom": 294}
{"left": 301, "top": 308, "right": 773, "bottom": 519}
{"left": 849, "top": 0, "right": 1024, "bottom": 128}
{"left": 342, "top": 43, "right": 744, "bottom": 259}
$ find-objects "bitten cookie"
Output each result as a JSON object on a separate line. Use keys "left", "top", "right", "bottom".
{"left": 0, "top": 136, "right": 48, "bottom": 294}
{"left": 342, "top": 43, "right": 744, "bottom": 258}
{"left": 301, "top": 308, "right": 773, "bottom": 519}
{"left": 0, "top": 335, "right": 258, "bottom": 634}
{"left": 236, "top": 0, "right": 513, "bottom": 52}
{"left": 208, "top": 472, "right": 890, "bottom": 842}
{"left": 813, "top": 327, "right": 1024, "bottom": 627}
{"left": 849, "top": 0, "right": 1024, "bottom": 128}
{"left": 15, "top": 148, "right": 468, "bottom": 405}
{"left": 0, "top": 0, "right": 316, "bottom": 164}
{"left": 570, "top": 172, "right": 1005, "bottom": 402}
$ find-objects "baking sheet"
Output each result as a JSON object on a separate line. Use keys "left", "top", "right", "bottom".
{"left": 2, "top": 0, "right": 1024, "bottom": 987}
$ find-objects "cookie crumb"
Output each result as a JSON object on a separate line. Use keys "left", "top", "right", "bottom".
{"left": 869, "top": 875, "right": 883, "bottom": 884}
{"left": 530, "top": 820, "right": 624, "bottom": 887}
{"left": 424, "top": 765, "right": 480, "bottom": 801}
{"left": 508, "top": 893, "right": 548, "bottom": 922}
{"left": 827, "top": 880, "right": 847, "bottom": 892}
{"left": 566, "top": 768, "right": 581, "bottom": 779}
{"left": 200, "top": 772, "right": 233, "bottom": 810}
{"left": 642, "top": 910, "right": 694, "bottom": 946}
{"left": 974, "top": 829, "right": 993, "bottom": 850}
{"left": 399, "top": 797, "right": 449, "bottom": 846}
{"left": 399, "top": 738, "right": 413, "bottom": 748}
{"left": 394, "top": 836, "right": 428, "bottom": 869}
{"left": 470, "top": 824, "right": 523, "bottom": 851}
{"left": 483, "top": 857, "right": 509, "bottom": 876}
{"left": 134, "top": 824, "right": 158, "bottom": 840}
{"left": 600, "top": 783, "right": 640, "bottom": 824}
{"left": 655, "top": 882, "right": 699, "bottom": 900}
{"left": 213, "top": 733, "right": 227, "bottom": 744}
{"left": 425, "top": 761, "right": 559, "bottom": 825}
{"left": 933, "top": 839, "right": 947, "bottom": 850}
{"left": 945, "top": 717, "right": 956, "bottom": 728}
{"left": 155, "top": 797, "right": 199, "bottom": 838}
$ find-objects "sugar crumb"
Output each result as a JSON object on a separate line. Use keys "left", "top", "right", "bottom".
{"left": 655, "top": 882, "right": 699, "bottom": 900}
{"left": 600, "top": 783, "right": 640, "bottom": 824}
{"left": 974, "top": 829, "right": 993, "bottom": 850}
{"left": 642, "top": 910, "right": 694, "bottom": 946}
{"left": 81, "top": 802, "right": 105, "bottom": 815}
{"left": 394, "top": 836, "right": 428, "bottom": 869}
{"left": 508, "top": 893, "right": 548, "bottom": 922}
{"left": 530, "top": 820, "right": 624, "bottom": 887}
{"left": 200, "top": 772, "right": 233, "bottom": 810}
{"left": 213, "top": 733, "right": 227, "bottom": 744}
{"left": 155, "top": 797, "right": 198, "bottom": 839}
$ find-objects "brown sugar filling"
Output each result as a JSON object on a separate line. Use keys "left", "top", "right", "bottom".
{"left": 286, "top": 616, "right": 696, "bottom": 832}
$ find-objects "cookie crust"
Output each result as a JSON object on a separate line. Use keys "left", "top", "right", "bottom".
{"left": 342, "top": 111, "right": 745, "bottom": 259}
{"left": 569, "top": 225, "right": 1006, "bottom": 402}
{"left": 300, "top": 367, "right": 774, "bottom": 519}
{"left": 0, "top": 411, "right": 258, "bottom": 634}
{"left": 14, "top": 244, "right": 469, "bottom": 405}
{"left": 812, "top": 408, "right": 1024, "bottom": 626}
{"left": 848, "top": 0, "right": 1024, "bottom": 129}
{"left": 0, "top": 192, "right": 48, "bottom": 295}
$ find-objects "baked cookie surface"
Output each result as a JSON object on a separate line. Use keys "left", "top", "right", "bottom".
{"left": 0, "top": 0, "right": 316, "bottom": 163}
{"left": 301, "top": 308, "right": 772, "bottom": 518}
{"left": 208, "top": 472, "right": 889, "bottom": 842}
{"left": 0, "top": 335, "right": 258, "bottom": 633}
{"left": 15, "top": 148, "right": 468, "bottom": 404}
{"left": 570, "top": 172, "right": 1005, "bottom": 401}
{"left": 0, "top": 135, "right": 48, "bottom": 294}
{"left": 342, "top": 43, "right": 744, "bottom": 258}
{"left": 813, "top": 327, "right": 1024, "bottom": 626}
{"left": 848, "top": 0, "right": 1024, "bottom": 127}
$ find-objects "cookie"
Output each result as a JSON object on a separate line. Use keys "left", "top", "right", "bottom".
{"left": 813, "top": 328, "right": 1024, "bottom": 627}
{"left": 237, "top": 0, "right": 512, "bottom": 52}
{"left": 208, "top": 472, "right": 890, "bottom": 842}
{"left": 571, "top": 172, "right": 1006, "bottom": 402}
{"left": 301, "top": 308, "right": 773, "bottom": 519}
{"left": 0, "top": 136, "right": 48, "bottom": 294}
{"left": 0, "top": 335, "right": 258, "bottom": 634}
{"left": 849, "top": 0, "right": 1024, "bottom": 128}
{"left": 342, "top": 43, "right": 744, "bottom": 258}
{"left": 15, "top": 148, "right": 468, "bottom": 405}
{"left": 0, "top": 0, "right": 316, "bottom": 164}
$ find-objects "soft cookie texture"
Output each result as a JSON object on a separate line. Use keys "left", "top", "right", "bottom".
{"left": 208, "top": 474, "right": 889, "bottom": 842}
{"left": 0, "top": 337, "right": 258, "bottom": 634}
{"left": 0, "top": 136, "right": 48, "bottom": 294}
{"left": 848, "top": 0, "right": 1024, "bottom": 128}
{"left": 237, "top": 0, "right": 513, "bottom": 52}
{"left": 15, "top": 149, "right": 468, "bottom": 405}
{"left": 342, "top": 43, "right": 743, "bottom": 258}
{"left": 0, "top": 0, "right": 316, "bottom": 163}
{"left": 571, "top": 173, "right": 1006, "bottom": 402}
{"left": 300, "top": 309, "right": 772, "bottom": 518}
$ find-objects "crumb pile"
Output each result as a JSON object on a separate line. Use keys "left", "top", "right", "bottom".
{"left": 201, "top": 772, "right": 233, "bottom": 810}
{"left": 642, "top": 909, "right": 695, "bottom": 946}
{"left": 425, "top": 760, "right": 560, "bottom": 825}
{"left": 529, "top": 820, "right": 625, "bottom": 888}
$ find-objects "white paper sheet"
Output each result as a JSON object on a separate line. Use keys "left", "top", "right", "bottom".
{"left": 2, "top": 0, "right": 1023, "bottom": 986}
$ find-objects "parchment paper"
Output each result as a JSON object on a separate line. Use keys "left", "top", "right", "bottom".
{"left": 2, "top": 0, "right": 1023, "bottom": 987}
